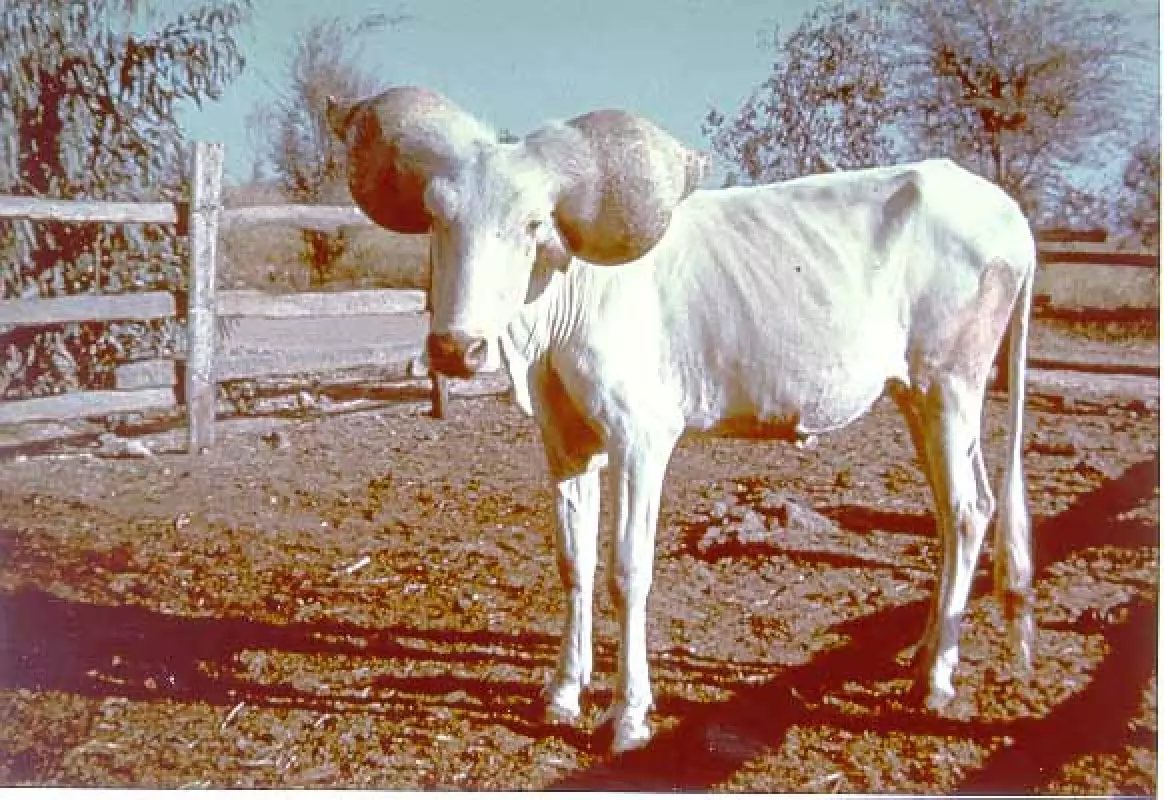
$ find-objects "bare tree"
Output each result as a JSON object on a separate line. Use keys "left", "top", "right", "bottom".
{"left": 248, "top": 13, "right": 404, "bottom": 284}
{"left": 1116, "top": 127, "right": 1160, "bottom": 247}
{"left": 708, "top": 0, "right": 1150, "bottom": 218}
{"left": 896, "top": 0, "right": 1144, "bottom": 216}
{"left": 704, "top": 2, "right": 901, "bottom": 183}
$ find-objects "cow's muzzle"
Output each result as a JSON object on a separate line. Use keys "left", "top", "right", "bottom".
{"left": 426, "top": 331, "right": 489, "bottom": 378}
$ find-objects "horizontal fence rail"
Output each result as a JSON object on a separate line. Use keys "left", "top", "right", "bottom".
{"left": 0, "top": 291, "right": 176, "bottom": 326}
{"left": 0, "top": 388, "right": 177, "bottom": 426}
{"left": 218, "top": 289, "right": 426, "bottom": 318}
{"left": 220, "top": 204, "right": 373, "bottom": 233}
{"left": 217, "top": 339, "right": 424, "bottom": 383}
{"left": 1038, "top": 242, "right": 1159, "bottom": 269}
{"left": 0, "top": 288, "right": 428, "bottom": 326}
{"left": 0, "top": 195, "right": 180, "bottom": 225}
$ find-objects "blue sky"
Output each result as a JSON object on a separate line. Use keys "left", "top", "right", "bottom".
{"left": 179, "top": 0, "right": 1160, "bottom": 185}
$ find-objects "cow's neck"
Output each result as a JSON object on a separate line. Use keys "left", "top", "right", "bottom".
{"left": 498, "top": 266, "right": 579, "bottom": 415}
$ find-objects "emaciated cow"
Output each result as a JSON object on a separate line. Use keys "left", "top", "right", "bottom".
{"left": 328, "top": 86, "right": 1036, "bottom": 754}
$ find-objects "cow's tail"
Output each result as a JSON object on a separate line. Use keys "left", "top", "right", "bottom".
{"left": 992, "top": 256, "right": 1035, "bottom": 673}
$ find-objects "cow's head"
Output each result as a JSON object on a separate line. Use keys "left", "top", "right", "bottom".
{"left": 327, "top": 86, "right": 709, "bottom": 378}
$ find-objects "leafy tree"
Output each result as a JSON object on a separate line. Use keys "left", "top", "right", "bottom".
{"left": 0, "top": 0, "right": 249, "bottom": 398}
{"left": 707, "top": 0, "right": 1149, "bottom": 217}
{"left": 248, "top": 14, "right": 402, "bottom": 285}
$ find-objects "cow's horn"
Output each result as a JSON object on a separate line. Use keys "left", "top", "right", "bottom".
{"left": 525, "top": 110, "right": 709, "bottom": 265}
{"left": 328, "top": 86, "right": 493, "bottom": 234}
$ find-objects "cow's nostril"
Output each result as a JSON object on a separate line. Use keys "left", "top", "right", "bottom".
{"left": 462, "top": 337, "right": 488, "bottom": 372}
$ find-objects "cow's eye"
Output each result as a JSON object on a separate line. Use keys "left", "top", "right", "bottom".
{"left": 526, "top": 219, "right": 543, "bottom": 237}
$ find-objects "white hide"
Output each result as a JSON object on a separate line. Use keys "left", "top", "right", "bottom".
{"left": 507, "top": 161, "right": 1025, "bottom": 430}
{"left": 496, "top": 159, "right": 1036, "bottom": 752}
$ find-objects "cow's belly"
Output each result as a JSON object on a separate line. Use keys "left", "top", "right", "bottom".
{"left": 680, "top": 328, "right": 907, "bottom": 440}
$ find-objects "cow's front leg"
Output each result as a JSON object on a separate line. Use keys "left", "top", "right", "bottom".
{"left": 545, "top": 468, "right": 601, "bottom": 725}
{"left": 604, "top": 433, "right": 676, "bottom": 753}
{"left": 532, "top": 365, "right": 606, "bottom": 726}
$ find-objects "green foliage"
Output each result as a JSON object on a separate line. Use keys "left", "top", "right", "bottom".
{"left": 0, "top": 0, "right": 249, "bottom": 399}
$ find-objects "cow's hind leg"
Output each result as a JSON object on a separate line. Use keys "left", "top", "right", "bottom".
{"left": 991, "top": 268, "right": 1036, "bottom": 675}
{"left": 900, "top": 377, "right": 995, "bottom": 709}
{"left": 993, "top": 454, "right": 1034, "bottom": 675}
{"left": 889, "top": 383, "right": 945, "bottom": 667}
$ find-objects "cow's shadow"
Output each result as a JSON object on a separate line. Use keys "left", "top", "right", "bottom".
{"left": 551, "top": 455, "right": 1160, "bottom": 791}
{"left": 0, "top": 456, "right": 1157, "bottom": 792}
{"left": 0, "top": 580, "right": 767, "bottom": 753}
{"left": 0, "top": 584, "right": 572, "bottom": 742}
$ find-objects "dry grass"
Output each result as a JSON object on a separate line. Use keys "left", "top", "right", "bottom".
{"left": 329, "top": 227, "right": 430, "bottom": 291}
{"left": 218, "top": 182, "right": 430, "bottom": 292}
{"left": 1035, "top": 263, "right": 1159, "bottom": 311}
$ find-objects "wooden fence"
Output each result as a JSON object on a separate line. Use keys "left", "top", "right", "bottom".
{"left": 0, "top": 142, "right": 446, "bottom": 453}
{"left": 0, "top": 143, "right": 1158, "bottom": 452}
{"left": 1036, "top": 241, "right": 1160, "bottom": 269}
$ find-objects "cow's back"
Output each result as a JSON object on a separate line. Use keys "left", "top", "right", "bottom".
{"left": 563, "top": 160, "right": 1033, "bottom": 436}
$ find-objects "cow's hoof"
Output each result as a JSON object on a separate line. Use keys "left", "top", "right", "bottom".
{"left": 1007, "top": 631, "right": 1034, "bottom": 679}
{"left": 611, "top": 717, "right": 652, "bottom": 754}
{"left": 544, "top": 699, "right": 581, "bottom": 727}
{"left": 905, "top": 662, "right": 955, "bottom": 712}
{"left": 924, "top": 684, "right": 955, "bottom": 712}
{"left": 542, "top": 683, "right": 583, "bottom": 727}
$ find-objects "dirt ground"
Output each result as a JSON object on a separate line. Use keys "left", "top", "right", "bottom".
{"left": 0, "top": 320, "right": 1158, "bottom": 792}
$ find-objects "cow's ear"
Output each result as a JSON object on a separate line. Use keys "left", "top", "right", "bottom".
{"left": 331, "top": 86, "right": 494, "bottom": 235}
{"left": 524, "top": 111, "right": 710, "bottom": 266}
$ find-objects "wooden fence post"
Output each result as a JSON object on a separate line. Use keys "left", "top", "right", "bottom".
{"left": 185, "top": 142, "right": 224, "bottom": 453}
{"left": 422, "top": 243, "right": 451, "bottom": 420}
{"left": 430, "top": 373, "right": 449, "bottom": 419}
